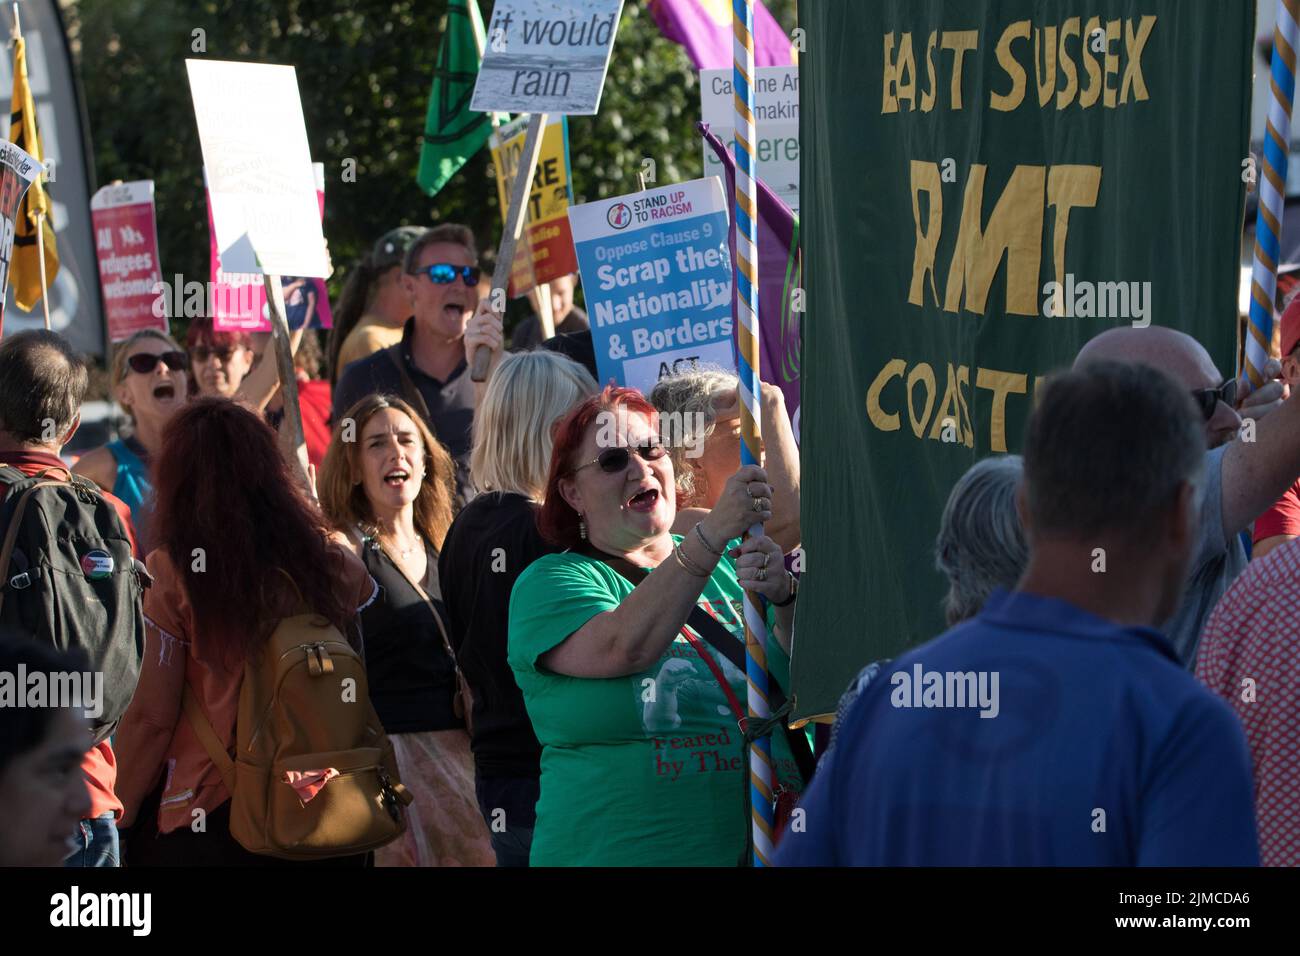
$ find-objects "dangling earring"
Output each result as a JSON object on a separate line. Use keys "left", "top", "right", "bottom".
{"left": 578, "top": 513, "right": 588, "bottom": 540}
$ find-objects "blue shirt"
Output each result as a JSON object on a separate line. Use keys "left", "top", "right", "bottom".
{"left": 775, "top": 590, "right": 1259, "bottom": 867}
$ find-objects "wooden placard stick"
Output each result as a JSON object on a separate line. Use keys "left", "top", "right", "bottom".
{"left": 472, "top": 111, "right": 548, "bottom": 381}
{"left": 535, "top": 281, "right": 555, "bottom": 340}
{"left": 263, "top": 272, "right": 310, "bottom": 485}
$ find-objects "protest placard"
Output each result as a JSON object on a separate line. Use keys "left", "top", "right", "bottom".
{"left": 0, "top": 140, "right": 41, "bottom": 337}
{"left": 569, "top": 176, "right": 733, "bottom": 393}
{"left": 186, "top": 59, "right": 329, "bottom": 278}
{"left": 700, "top": 65, "right": 799, "bottom": 213}
{"left": 471, "top": 0, "right": 624, "bottom": 115}
{"left": 90, "top": 180, "right": 167, "bottom": 341}
{"left": 207, "top": 163, "right": 333, "bottom": 332}
{"left": 490, "top": 114, "right": 578, "bottom": 297}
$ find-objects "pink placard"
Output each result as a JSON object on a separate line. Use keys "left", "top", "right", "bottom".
{"left": 90, "top": 181, "right": 168, "bottom": 342}
{"left": 207, "top": 165, "right": 332, "bottom": 332}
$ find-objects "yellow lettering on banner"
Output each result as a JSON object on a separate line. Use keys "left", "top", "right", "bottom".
{"left": 941, "top": 31, "right": 979, "bottom": 110}
{"left": 906, "top": 363, "right": 937, "bottom": 438}
{"left": 944, "top": 164, "right": 1045, "bottom": 316}
{"left": 1079, "top": 17, "right": 1103, "bottom": 108}
{"left": 882, "top": 32, "right": 917, "bottom": 112}
{"left": 909, "top": 161, "right": 943, "bottom": 308}
{"left": 1034, "top": 26, "right": 1057, "bottom": 108}
{"left": 921, "top": 31, "right": 938, "bottom": 112}
{"left": 928, "top": 364, "right": 975, "bottom": 446}
{"left": 975, "top": 368, "right": 1028, "bottom": 453}
{"left": 1047, "top": 165, "right": 1103, "bottom": 305}
{"left": 1103, "top": 20, "right": 1121, "bottom": 108}
{"left": 990, "top": 20, "right": 1031, "bottom": 111}
{"left": 1056, "top": 18, "right": 1080, "bottom": 109}
{"left": 867, "top": 359, "right": 906, "bottom": 431}
{"left": 1120, "top": 16, "right": 1156, "bottom": 104}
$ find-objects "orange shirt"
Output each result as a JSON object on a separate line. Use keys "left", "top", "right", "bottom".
{"left": 113, "top": 544, "right": 377, "bottom": 833}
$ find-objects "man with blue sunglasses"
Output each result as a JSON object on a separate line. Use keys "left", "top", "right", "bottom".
{"left": 333, "top": 223, "right": 505, "bottom": 506}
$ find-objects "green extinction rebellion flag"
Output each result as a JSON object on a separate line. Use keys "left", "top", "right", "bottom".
{"left": 793, "top": 1, "right": 1253, "bottom": 721}
{"left": 418, "top": 0, "right": 493, "bottom": 197}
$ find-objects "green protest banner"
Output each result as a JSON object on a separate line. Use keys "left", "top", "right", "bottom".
{"left": 793, "top": 1, "right": 1253, "bottom": 721}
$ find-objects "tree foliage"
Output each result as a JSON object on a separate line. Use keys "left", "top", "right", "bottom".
{"left": 63, "top": 0, "right": 796, "bottom": 332}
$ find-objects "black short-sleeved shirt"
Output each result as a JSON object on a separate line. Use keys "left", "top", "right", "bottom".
{"left": 332, "top": 317, "right": 477, "bottom": 504}
{"left": 438, "top": 491, "right": 556, "bottom": 779}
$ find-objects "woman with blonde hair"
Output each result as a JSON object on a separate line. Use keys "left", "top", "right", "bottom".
{"left": 318, "top": 393, "right": 492, "bottom": 866}
{"left": 75, "top": 329, "right": 190, "bottom": 552}
{"left": 650, "top": 365, "right": 801, "bottom": 553}
{"left": 438, "top": 349, "right": 597, "bottom": 866}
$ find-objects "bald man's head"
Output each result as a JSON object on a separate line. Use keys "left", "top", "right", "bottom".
{"left": 1074, "top": 326, "right": 1240, "bottom": 448}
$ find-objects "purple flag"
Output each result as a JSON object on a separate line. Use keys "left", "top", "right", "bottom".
{"left": 649, "top": 0, "right": 793, "bottom": 70}
{"left": 700, "top": 122, "right": 801, "bottom": 438}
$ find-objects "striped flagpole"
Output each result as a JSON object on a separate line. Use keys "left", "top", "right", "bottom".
{"left": 733, "top": 0, "right": 773, "bottom": 867}
{"left": 1246, "top": 0, "right": 1300, "bottom": 392}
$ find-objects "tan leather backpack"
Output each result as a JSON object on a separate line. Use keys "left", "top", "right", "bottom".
{"left": 183, "top": 610, "right": 413, "bottom": 860}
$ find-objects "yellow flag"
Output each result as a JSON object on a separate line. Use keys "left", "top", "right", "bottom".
{"left": 8, "top": 34, "right": 58, "bottom": 311}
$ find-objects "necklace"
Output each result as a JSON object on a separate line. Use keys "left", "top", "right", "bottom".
{"left": 377, "top": 534, "right": 423, "bottom": 560}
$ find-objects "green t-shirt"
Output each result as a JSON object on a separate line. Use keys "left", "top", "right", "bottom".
{"left": 508, "top": 538, "right": 803, "bottom": 866}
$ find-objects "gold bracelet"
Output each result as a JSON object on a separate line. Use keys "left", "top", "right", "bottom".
{"left": 673, "top": 543, "right": 711, "bottom": 577}
{"left": 693, "top": 522, "right": 724, "bottom": 556}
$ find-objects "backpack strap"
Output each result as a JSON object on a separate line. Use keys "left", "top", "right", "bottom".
{"left": 0, "top": 476, "right": 78, "bottom": 619}
{"left": 181, "top": 685, "right": 237, "bottom": 794}
{"left": 576, "top": 543, "right": 816, "bottom": 784}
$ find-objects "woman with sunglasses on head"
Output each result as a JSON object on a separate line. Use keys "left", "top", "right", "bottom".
{"left": 651, "top": 365, "right": 802, "bottom": 553}
{"left": 507, "top": 386, "right": 806, "bottom": 867}
{"left": 319, "top": 394, "right": 495, "bottom": 867}
{"left": 74, "top": 330, "right": 189, "bottom": 553}
{"left": 331, "top": 224, "right": 504, "bottom": 508}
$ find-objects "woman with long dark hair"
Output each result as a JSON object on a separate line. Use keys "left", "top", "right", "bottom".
{"left": 319, "top": 394, "right": 494, "bottom": 867}
{"left": 113, "top": 398, "right": 378, "bottom": 865}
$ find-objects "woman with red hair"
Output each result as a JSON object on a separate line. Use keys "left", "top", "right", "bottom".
{"left": 508, "top": 387, "right": 805, "bottom": 866}
{"left": 113, "top": 398, "right": 379, "bottom": 865}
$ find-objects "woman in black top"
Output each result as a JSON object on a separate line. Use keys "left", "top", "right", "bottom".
{"left": 319, "top": 393, "right": 494, "bottom": 867}
{"left": 438, "top": 350, "right": 596, "bottom": 866}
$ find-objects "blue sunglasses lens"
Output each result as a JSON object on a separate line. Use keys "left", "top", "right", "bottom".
{"left": 424, "top": 264, "right": 481, "bottom": 285}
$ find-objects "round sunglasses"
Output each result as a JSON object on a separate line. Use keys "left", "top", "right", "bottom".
{"left": 573, "top": 442, "right": 668, "bottom": 475}
{"left": 125, "top": 351, "right": 189, "bottom": 377}
{"left": 1190, "top": 379, "right": 1237, "bottom": 421}
{"left": 413, "top": 263, "right": 481, "bottom": 286}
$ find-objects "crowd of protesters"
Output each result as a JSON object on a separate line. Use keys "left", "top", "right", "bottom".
{"left": 5, "top": 219, "right": 1300, "bottom": 869}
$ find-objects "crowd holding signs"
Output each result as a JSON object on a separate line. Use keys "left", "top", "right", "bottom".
{"left": 8, "top": 0, "right": 1300, "bottom": 900}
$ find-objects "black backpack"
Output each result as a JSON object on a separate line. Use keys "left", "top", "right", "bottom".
{"left": 0, "top": 464, "right": 147, "bottom": 743}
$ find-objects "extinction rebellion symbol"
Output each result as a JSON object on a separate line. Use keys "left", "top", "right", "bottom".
{"left": 607, "top": 202, "right": 632, "bottom": 230}
{"left": 80, "top": 550, "right": 114, "bottom": 580}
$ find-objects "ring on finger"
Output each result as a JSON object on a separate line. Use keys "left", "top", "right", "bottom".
{"left": 752, "top": 497, "right": 764, "bottom": 512}
{"left": 756, "top": 567, "right": 767, "bottom": 581}
{"left": 761, "top": 552, "right": 770, "bottom": 569}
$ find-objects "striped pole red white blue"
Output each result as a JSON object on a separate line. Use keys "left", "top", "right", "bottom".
{"left": 1246, "top": 0, "right": 1300, "bottom": 392}
{"left": 733, "top": 0, "right": 774, "bottom": 867}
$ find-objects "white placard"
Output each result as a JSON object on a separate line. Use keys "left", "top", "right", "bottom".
{"left": 185, "top": 59, "right": 329, "bottom": 277}
{"left": 701, "top": 66, "right": 800, "bottom": 214}
{"left": 471, "top": 0, "right": 624, "bottom": 115}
